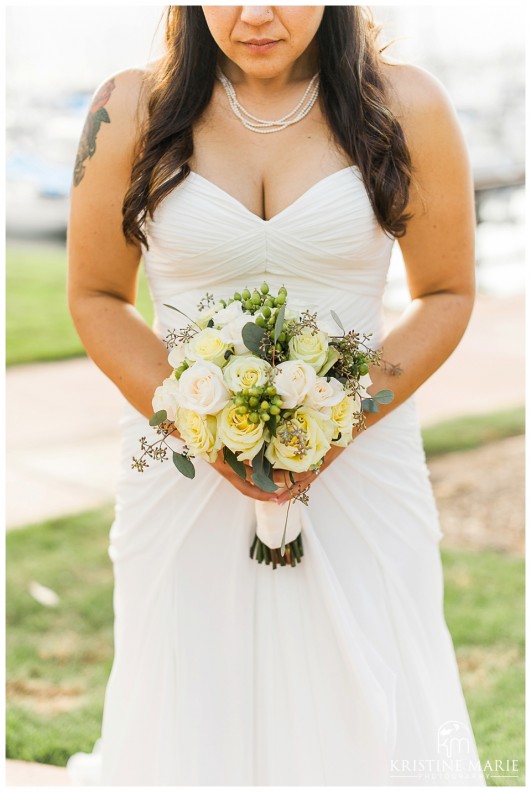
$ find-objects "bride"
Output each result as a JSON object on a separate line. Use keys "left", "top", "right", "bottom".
{"left": 66, "top": 5, "right": 486, "bottom": 786}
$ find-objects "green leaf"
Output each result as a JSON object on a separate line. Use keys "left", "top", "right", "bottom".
{"left": 273, "top": 304, "right": 286, "bottom": 345}
{"left": 241, "top": 322, "right": 268, "bottom": 355}
{"left": 361, "top": 398, "right": 379, "bottom": 414}
{"left": 149, "top": 410, "right": 167, "bottom": 426}
{"left": 172, "top": 452, "right": 196, "bottom": 479}
{"left": 288, "top": 471, "right": 296, "bottom": 485}
{"left": 223, "top": 447, "right": 247, "bottom": 481}
{"left": 330, "top": 310, "right": 345, "bottom": 334}
{"left": 263, "top": 456, "right": 272, "bottom": 478}
{"left": 251, "top": 448, "right": 278, "bottom": 492}
{"left": 252, "top": 469, "right": 278, "bottom": 492}
{"left": 268, "top": 414, "right": 279, "bottom": 437}
{"left": 317, "top": 346, "right": 340, "bottom": 377}
{"left": 373, "top": 389, "right": 394, "bottom": 405}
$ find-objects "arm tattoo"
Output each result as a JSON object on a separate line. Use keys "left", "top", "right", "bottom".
{"left": 73, "top": 78, "right": 116, "bottom": 186}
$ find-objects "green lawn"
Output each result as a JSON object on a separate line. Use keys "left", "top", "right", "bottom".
{"left": 5, "top": 508, "right": 525, "bottom": 783}
{"left": 422, "top": 406, "right": 525, "bottom": 458}
{"left": 6, "top": 244, "right": 153, "bottom": 366}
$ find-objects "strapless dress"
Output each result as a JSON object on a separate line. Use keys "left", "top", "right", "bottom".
{"left": 66, "top": 165, "right": 486, "bottom": 785}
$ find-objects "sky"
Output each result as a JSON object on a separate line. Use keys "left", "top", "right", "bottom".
{"left": 5, "top": 4, "right": 525, "bottom": 94}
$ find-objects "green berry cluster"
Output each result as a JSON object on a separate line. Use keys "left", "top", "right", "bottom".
{"left": 233, "top": 384, "right": 283, "bottom": 424}
{"left": 228, "top": 282, "right": 287, "bottom": 315}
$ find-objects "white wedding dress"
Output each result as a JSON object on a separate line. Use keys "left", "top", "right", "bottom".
{"left": 66, "top": 165, "right": 486, "bottom": 785}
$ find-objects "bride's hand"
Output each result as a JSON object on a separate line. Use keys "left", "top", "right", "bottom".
{"left": 271, "top": 444, "right": 347, "bottom": 505}
{"left": 239, "top": 444, "right": 347, "bottom": 505}
{"left": 209, "top": 452, "right": 289, "bottom": 502}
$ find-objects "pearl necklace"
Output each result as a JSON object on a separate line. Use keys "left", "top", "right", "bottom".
{"left": 216, "top": 65, "right": 320, "bottom": 134}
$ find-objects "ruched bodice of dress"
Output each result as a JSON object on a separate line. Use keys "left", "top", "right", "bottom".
{"left": 141, "top": 166, "right": 394, "bottom": 348}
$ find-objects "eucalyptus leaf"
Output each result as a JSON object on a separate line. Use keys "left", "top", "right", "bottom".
{"left": 149, "top": 410, "right": 167, "bottom": 426}
{"left": 252, "top": 469, "right": 279, "bottom": 492}
{"left": 373, "top": 389, "right": 394, "bottom": 405}
{"left": 330, "top": 309, "right": 345, "bottom": 334}
{"left": 252, "top": 449, "right": 278, "bottom": 492}
{"left": 263, "top": 456, "right": 272, "bottom": 479}
{"left": 172, "top": 452, "right": 196, "bottom": 479}
{"left": 273, "top": 304, "right": 286, "bottom": 345}
{"left": 223, "top": 447, "right": 247, "bottom": 481}
{"left": 361, "top": 398, "right": 379, "bottom": 414}
{"left": 269, "top": 414, "right": 279, "bottom": 437}
{"left": 242, "top": 322, "right": 268, "bottom": 355}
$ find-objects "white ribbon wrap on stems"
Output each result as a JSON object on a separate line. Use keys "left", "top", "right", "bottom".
{"left": 254, "top": 499, "right": 303, "bottom": 549}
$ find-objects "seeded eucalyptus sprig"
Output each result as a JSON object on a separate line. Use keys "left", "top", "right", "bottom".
{"left": 131, "top": 410, "right": 196, "bottom": 479}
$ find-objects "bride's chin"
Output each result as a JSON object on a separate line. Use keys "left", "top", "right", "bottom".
{"left": 218, "top": 51, "right": 306, "bottom": 83}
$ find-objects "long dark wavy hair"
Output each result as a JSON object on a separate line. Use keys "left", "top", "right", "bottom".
{"left": 123, "top": 6, "right": 413, "bottom": 249}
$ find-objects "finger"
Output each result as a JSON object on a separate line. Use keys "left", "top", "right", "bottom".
{"left": 228, "top": 476, "right": 281, "bottom": 502}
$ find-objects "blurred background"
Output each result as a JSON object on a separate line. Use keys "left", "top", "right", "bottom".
{"left": 5, "top": 5, "right": 525, "bottom": 786}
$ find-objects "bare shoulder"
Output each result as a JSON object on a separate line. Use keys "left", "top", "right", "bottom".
{"left": 379, "top": 57, "right": 469, "bottom": 182}
{"left": 89, "top": 63, "right": 154, "bottom": 128}
{"left": 380, "top": 57, "right": 456, "bottom": 126}
{"left": 72, "top": 63, "right": 157, "bottom": 188}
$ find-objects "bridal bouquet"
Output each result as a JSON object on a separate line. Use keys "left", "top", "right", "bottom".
{"left": 132, "top": 283, "right": 394, "bottom": 569}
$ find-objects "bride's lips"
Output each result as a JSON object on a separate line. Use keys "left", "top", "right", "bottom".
{"left": 242, "top": 39, "right": 280, "bottom": 54}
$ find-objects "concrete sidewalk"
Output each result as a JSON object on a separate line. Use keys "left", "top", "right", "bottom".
{"left": 6, "top": 293, "right": 525, "bottom": 530}
{"left": 6, "top": 759, "right": 70, "bottom": 786}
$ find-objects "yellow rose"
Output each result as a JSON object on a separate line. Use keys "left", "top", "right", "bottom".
{"left": 223, "top": 355, "right": 272, "bottom": 393}
{"left": 217, "top": 403, "right": 266, "bottom": 461}
{"left": 176, "top": 408, "right": 222, "bottom": 462}
{"left": 288, "top": 327, "right": 329, "bottom": 371}
{"left": 185, "top": 328, "right": 229, "bottom": 368}
{"left": 330, "top": 393, "right": 361, "bottom": 447}
{"left": 265, "top": 406, "right": 334, "bottom": 472}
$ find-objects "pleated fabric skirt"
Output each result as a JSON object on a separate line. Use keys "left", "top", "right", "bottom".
{"left": 67, "top": 395, "right": 486, "bottom": 786}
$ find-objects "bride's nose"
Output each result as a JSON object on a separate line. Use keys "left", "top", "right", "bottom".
{"left": 239, "top": 6, "right": 275, "bottom": 25}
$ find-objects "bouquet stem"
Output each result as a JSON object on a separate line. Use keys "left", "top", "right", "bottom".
{"left": 250, "top": 532, "right": 304, "bottom": 569}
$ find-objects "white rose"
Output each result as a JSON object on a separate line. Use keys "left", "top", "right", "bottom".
{"left": 273, "top": 360, "right": 316, "bottom": 409}
{"left": 304, "top": 376, "right": 346, "bottom": 415}
{"left": 264, "top": 406, "right": 335, "bottom": 472}
{"left": 177, "top": 360, "right": 230, "bottom": 415}
{"left": 288, "top": 326, "right": 329, "bottom": 371}
{"left": 212, "top": 300, "right": 243, "bottom": 327}
{"left": 152, "top": 377, "right": 181, "bottom": 423}
{"left": 217, "top": 403, "right": 266, "bottom": 461}
{"left": 185, "top": 328, "right": 230, "bottom": 368}
{"left": 223, "top": 355, "right": 272, "bottom": 393}
{"left": 168, "top": 344, "right": 186, "bottom": 369}
{"left": 176, "top": 409, "right": 222, "bottom": 462}
{"left": 330, "top": 393, "right": 361, "bottom": 447}
{"left": 219, "top": 314, "right": 253, "bottom": 355}
{"left": 196, "top": 302, "right": 224, "bottom": 330}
